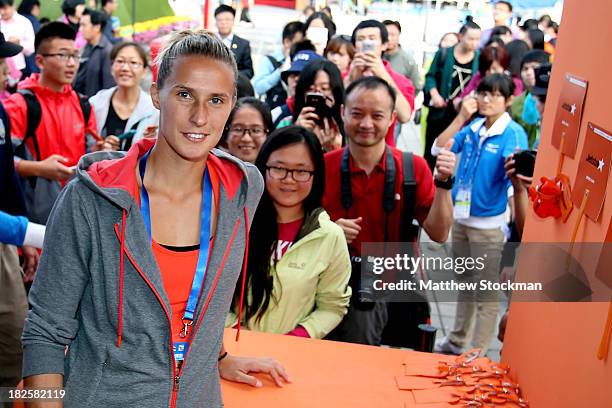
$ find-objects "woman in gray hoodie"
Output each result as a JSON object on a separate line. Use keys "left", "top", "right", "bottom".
{"left": 89, "top": 42, "right": 160, "bottom": 151}
{"left": 22, "top": 30, "right": 290, "bottom": 408}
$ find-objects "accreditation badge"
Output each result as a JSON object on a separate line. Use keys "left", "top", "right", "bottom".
{"left": 173, "top": 342, "right": 189, "bottom": 361}
{"left": 454, "top": 187, "right": 471, "bottom": 220}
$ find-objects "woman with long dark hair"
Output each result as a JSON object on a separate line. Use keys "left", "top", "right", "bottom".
{"left": 277, "top": 59, "right": 345, "bottom": 152}
{"left": 228, "top": 125, "right": 351, "bottom": 339}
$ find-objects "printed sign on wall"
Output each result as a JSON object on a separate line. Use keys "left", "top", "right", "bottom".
{"left": 551, "top": 74, "right": 588, "bottom": 158}
{"left": 572, "top": 123, "right": 612, "bottom": 221}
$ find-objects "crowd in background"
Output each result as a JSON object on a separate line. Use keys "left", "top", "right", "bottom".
{"left": 0, "top": 0, "right": 559, "bottom": 399}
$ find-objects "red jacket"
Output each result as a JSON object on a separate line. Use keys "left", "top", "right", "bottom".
{"left": 5, "top": 74, "right": 98, "bottom": 167}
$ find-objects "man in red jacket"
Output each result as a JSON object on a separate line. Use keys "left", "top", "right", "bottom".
{"left": 5, "top": 22, "right": 111, "bottom": 224}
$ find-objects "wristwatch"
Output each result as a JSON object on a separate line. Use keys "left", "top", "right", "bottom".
{"left": 434, "top": 176, "right": 455, "bottom": 190}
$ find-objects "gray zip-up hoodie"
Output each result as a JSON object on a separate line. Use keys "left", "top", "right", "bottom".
{"left": 22, "top": 138, "right": 263, "bottom": 407}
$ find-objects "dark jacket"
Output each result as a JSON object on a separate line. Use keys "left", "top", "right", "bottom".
{"left": 74, "top": 35, "right": 116, "bottom": 98}
{"left": 0, "top": 103, "right": 26, "bottom": 216}
{"left": 22, "top": 138, "right": 264, "bottom": 407}
{"left": 231, "top": 34, "right": 254, "bottom": 79}
{"left": 102, "top": 12, "right": 121, "bottom": 44}
{"left": 23, "top": 13, "right": 41, "bottom": 75}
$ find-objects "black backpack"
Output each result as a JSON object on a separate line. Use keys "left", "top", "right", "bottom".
{"left": 14, "top": 89, "right": 92, "bottom": 161}
{"left": 264, "top": 55, "right": 287, "bottom": 110}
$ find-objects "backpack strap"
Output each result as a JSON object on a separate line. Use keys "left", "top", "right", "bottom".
{"left": 341, "top": 147, "right": 397, "bottom": 214}
{"left": 340, "top": 148, "right": 352, "bottom": 211}
{"left": 16, "top": 89, "right": 42, "bottom": 161}
{"left": 77, "top": 93, "right": 91, "bottom": 125}
{"left": 401, "top": 151, "right": 419, "bottom": 241}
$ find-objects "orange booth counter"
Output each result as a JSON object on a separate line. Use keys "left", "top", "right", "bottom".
{"left": 222, "top": 329, "right": 523, "bottom": 408}
{"left": 222, "top": 329, "right": 410, "bottom": 407}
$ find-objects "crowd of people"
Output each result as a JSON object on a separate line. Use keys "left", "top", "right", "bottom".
{"left": 0, "top": 0, "right": 559, "bottom": 406}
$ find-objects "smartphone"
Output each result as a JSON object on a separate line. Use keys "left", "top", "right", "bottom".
{"left": 514, "top": 150, "right": 537, "bottom": 177}
{"left": 117, "top": 129, "right": 137, "bottom": 141}
{"left": 360, "top": 40, "right": 377, "bottom": 53}
{"left": 305, "top": 92, "right": 330, "bottom": 126}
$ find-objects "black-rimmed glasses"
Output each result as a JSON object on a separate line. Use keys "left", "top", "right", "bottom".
{"left": 228, "top": 126, "right": 267, "bottom": 138}
{"left": 266, "top": 166, "right": 314, "bottom": 182}
{"left": 41, "top": 53, "right": 80, "bottom": 62}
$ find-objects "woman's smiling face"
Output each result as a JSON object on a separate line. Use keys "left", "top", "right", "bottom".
{"left": 227, "top": 105, "right": 268, "bottom": 163}
{"left": 151, "top": 55, "right": 236, "bottom": 163}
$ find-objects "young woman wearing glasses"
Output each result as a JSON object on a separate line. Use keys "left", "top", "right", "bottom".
{"left": 432, "top": 73, "right": 528, "bottom": 356}
{"left": 227, "top": 125, "right": 352, "bottom": 339}
{"left": 223, "top": 97, "right": 272, "bottom": 163}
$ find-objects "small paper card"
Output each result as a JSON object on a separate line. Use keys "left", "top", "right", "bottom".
{"left": 551, "top": 73, "right": 588, "bottom": 158}
{"left": 395, "top": 376, "right": 438, "bottom": 390}
{"left": 572, "top": 123, "right": 612, "bottom": 221}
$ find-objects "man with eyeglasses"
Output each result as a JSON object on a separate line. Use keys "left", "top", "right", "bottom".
{"left": 73, "top": 8, "right": 115, "bottom": 97}
{"left": 5, "top": 22, "right": 105, "bottom": 226}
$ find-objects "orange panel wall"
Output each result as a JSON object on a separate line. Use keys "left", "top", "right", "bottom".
{"left": 502, "top": 0, "right": 612, "bottom": 406}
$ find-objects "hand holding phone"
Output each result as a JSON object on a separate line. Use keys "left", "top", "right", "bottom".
{"left": 513, "top": 150, "right": 537, "bottom": 178}
{"left": 360, "top": 40, "right": 377, "bottom": 54}
{"left": 305, "top": 92, "right": 331, "bottom": 127}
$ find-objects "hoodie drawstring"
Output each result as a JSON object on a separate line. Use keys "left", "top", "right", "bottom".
{"left": 117, "top": 209, "right": 127, "bottom": 348}
{"left": 236, "top": 207, "right": 249, "bottom": 342}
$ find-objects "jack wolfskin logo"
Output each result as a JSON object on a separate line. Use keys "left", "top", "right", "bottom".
{"left": 288, "top": 262, "right": 306, "bottom": 270}
{"left": 586, "top": 154, "right": 605, "bottom": 172}
{"left": 561, "top": 102, "right": 577, "bottom": 116}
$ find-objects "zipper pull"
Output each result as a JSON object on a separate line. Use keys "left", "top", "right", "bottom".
{"left": 174, "top": 375, "right": 180, "bottom": 391}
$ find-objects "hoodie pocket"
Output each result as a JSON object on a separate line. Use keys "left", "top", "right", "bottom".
{"left": 64, "top": 347, "right": 108, "bottom": 408}
{"left": 83, "top": 351, "right": 110, "bottom": 407}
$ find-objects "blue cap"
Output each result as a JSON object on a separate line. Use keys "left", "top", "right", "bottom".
{"left": 281, "top": 50, "right": 323, "bottom": 83}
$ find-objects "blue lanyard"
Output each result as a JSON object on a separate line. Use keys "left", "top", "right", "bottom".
{"left": 139, "top": 150, "right": 213, "bottom": 338}
{"left": 458, "top": 124, "right": 487, "bottom": 189}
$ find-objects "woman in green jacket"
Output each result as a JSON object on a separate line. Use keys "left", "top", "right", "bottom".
{"left": 228, "top": 125, "right": 351, "bottom": 339}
